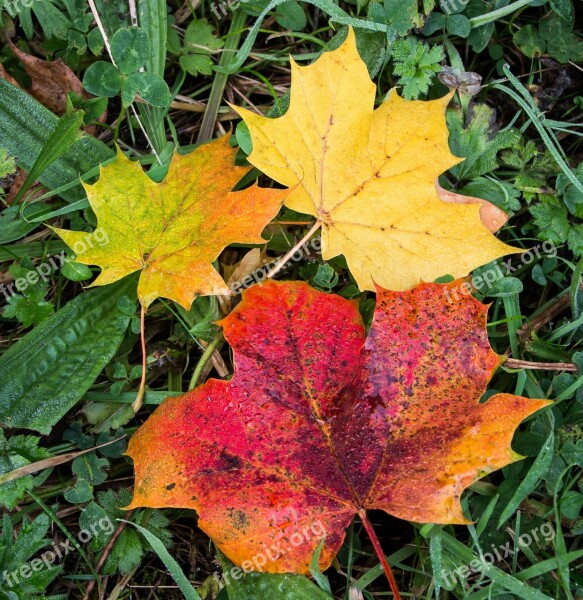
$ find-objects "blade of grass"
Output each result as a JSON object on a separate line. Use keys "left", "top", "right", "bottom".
{"left": 494, "top": 67, "right": 583, "bottom": 195}
{"left": 121, "top": 520, "right": 201, "bottom": 600}
{"left": 343, "top": 521, "right": 355, "bottom": 600}
{"left": 0, "top": 79, "right": 113, "bottom": 201}
{"left": 188, "top": 332, "right": 224, "bottom": 390}
{"left": 216, "top": 0, "right": 392, "bottom": 75}
{"left": 552, "top": 468, "right": 574, "bottom": 598}
{"left": 439, "top": 531, "right": 553, "bottom": 600}
{"left": 476, "top": 494, "right": 499, "bottom": 537}
{"left": 30, "top": 198, "right": 90, "bottom": 222}
{"left": 516, "top": 550, "right": 583, "bottom": 581}
{"left": 429, "top": 530, "right": 444, "bottom": 599}
{"left": 137, "top": 0, "right": 170, "bottom": 154}
{"left": 28, "top": 489, "right": 101, "bottom": 594}
{"left": 0, "top": 241, "right": 66, "bottom": 261}
{"left": 310, "top": 538, "right": 333, "bottom": 595}
{"left": 13, "top": 110, "right": 85, "bottom": 204}
{"left": 356, "top": 545, "right": 417, "bottom": 589}
{"left": 469, "top": 0, "right": 537, "bottom": 28}
{"left": 498, "top": 420, "right": 555, "bottom": 527}
{"left": 197, "top": 9, "right": 247, "bottom": 142}
{"left": 502, "top": 292, "right": 523, "bottom": 359}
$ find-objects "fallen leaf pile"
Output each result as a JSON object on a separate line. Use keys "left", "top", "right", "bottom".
{"left": 127, "top": 280, "right": 548, "bottom": 573}
{"left": 234, "top": 29, "right": 519, "bottom": 292}
{"left": 52, "top": 134, "right": 288, "bottom": 309}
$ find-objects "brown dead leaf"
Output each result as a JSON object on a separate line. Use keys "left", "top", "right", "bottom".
{"left": 0, "top": 62, "right": 19, "bottom": 87}
{"left": 226, "top": 248, "right": 268, "bottom": 286}
{"left": 175, "top": 0, "right": 201, "bottom": 24}
{"left": 8, "top": 41, "right": 85, "bottom": 115}
{"left": 5, "top": 168, "right": 47, "bottom": 205}
{"left": 219, "top": 248, "right": 268, "bottom": 313}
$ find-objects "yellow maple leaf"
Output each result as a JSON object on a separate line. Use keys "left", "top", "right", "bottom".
{"left": 51, "top": 135, "right": 288, "bottom": 309}
{"left": 233, "top": 29, "right": 519, "bottom": 292}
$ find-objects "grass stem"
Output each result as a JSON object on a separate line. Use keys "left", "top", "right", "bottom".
{"left": 189, "top": 332, "right": 224, "bottom": 390}
{"left": 132, "top": 305, "right": 147, "bottom": 412}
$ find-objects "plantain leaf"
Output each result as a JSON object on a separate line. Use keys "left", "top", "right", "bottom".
{"left": 0, "top": 277, "right": 136, "bottom": 434}
{"left": 12, "top": 110, "right": 85, "bottom": 204}
{"left": 0, "top": 79, "right": 114, "bottom": 202}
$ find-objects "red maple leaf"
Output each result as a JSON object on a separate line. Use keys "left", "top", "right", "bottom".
{"left": 127, "top": 280, "right": 549, "bottom": 596}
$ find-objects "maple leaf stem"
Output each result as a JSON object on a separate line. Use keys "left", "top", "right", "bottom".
{"left": 132, "top": 305, "right": 147, "bottom": 413}
{"left": 268, "top": 220, "right": 321, "bottom": 279}
{"left": 358, "top": 510, "right": 402, "bottom": 600}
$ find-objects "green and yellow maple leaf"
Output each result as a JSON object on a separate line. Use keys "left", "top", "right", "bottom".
{"left": 51, "top": 135, "right": 287, "bottom": 309}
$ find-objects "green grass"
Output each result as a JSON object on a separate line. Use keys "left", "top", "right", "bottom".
{"left": 0, "top": 0, "right": 582, "bottom": 598}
